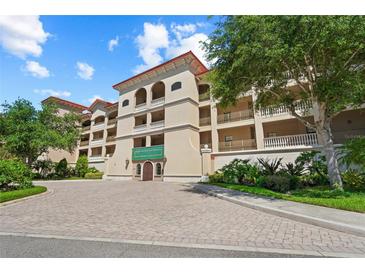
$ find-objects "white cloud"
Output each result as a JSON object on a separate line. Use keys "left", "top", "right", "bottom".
{"left": 34, "top": 89, "right": 71, "bottom": 98}
{"left": 166, "top": 32, "right": 209, "bottom": 66}
{"left": 133, "top": 22, "right": 209, "bottom": 73}
{"left": 171, "top": 23, "right": 197, "bottom": 39}
{"left": 108, "top": 36, "right": 119, "bottom": 52}
{"left": 134, "top": 23, "right": 169, "bottom": 73}
{"left": 88, "top": 95, "right": 104, "bottom": 104}
{"left": 24, "top": 61, "right": 50, "bottom": 78}
{"left": 0, "top": 16, "right": 50, "bottom": 59}
{"left": 76, "top": 62, "right": 94, "bottom": 80}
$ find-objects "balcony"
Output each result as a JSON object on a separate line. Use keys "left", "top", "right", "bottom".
{"left": 135, "top": 102, "right": 147, "bottom": 111}
{"left": 106, "top": 136, "right": 116, "bottom": 142}
{"left": 199, "top": 92, "right": 210, "bottom": 102}
{"left": 82, "top": 125, "right": 91, "bottom": 131}
{"left": 134, "top": 124, "right": 147, "bottom": 132}
{"left": 151, "top": 97, "right": 165, "bottom": 106}
{"left": 80, "top": 140, "right": 89, "bottom": 146}
{"left": 217, "top": 109, "right": 254, "bottom": 124}
{"left": 199, "top": 117, "right": 211, "bottom": 126}
{"left": 264, "top": 133, "right": 318, "bottom": 149}
{"left": 132, "top": 145, "right": 164, "bottom": 161}
{"left": 260, "top": 100, "right": 312, "bottom": 118}
{"left": 219, "top": 139, "right": 257, "bottom": 152}
{"left": 107, "top": 118, "right": 117, "bottom": 125}
{"left": 150, "top": 120, "right": 164, "bottom": 129}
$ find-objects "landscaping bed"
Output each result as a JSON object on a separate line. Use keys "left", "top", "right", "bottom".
{"left": 206, "top": 182, "right": 365, "bottom": 213}
{"left": 0, "top": 186, "right": 47, "bottom": 203}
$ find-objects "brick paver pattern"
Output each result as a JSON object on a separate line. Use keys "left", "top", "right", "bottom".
{"left": 1, "top": 181, "right": 365, "bottom": 255}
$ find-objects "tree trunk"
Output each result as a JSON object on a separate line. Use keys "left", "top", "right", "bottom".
{"left": 316, "top": 122, "right": 343, "bottom": 189}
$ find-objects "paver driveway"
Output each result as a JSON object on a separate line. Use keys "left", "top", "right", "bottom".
{"left": 1, "top": 180, "right": 365, "bottom": 255}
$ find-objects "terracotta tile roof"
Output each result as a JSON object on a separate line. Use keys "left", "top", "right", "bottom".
{"left": 41, "top": 96, "right": 88, "bottom": 111}
{"left": 112, "top": 51, "right": 209, "bottom": 92}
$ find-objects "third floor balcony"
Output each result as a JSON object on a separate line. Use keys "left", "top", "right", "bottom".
{"left": 217, "top": 109, "right": 254, "bottom": 124}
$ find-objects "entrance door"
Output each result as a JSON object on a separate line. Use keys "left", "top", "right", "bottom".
{"left": 142, "top": 162, "right": 153, "bottom": 181}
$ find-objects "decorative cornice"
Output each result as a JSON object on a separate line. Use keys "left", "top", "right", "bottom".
{"left": 112, "top": 51, "right": 208, "bottom": 93}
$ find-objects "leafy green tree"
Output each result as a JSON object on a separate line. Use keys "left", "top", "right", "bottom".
{"left": 0, "top": 99, "right": 80, "bottom": 166}
{"left": 204, "top": 16, "right": 365, "bottom": 189}
{"left": 55, "top": 158, "right": 68, "bottom": 178}
{"left": 75, "top": 155, "right": 89, "bottom": 177}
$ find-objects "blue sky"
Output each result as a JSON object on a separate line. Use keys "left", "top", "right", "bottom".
{"left": 0, "top": 16, "right": 216, "bottom": 108}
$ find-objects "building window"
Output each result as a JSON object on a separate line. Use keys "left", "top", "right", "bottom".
{"left": 122, "top": 99, "right": 129, "bottom": 107}
{"left": 171, "top": 81, "right": 182, "bottom": 91}
{"left": 224, "top": 136, "right": 233, "bottom": 142}
{"left": 136, "top": 163, "right": 141, "bottom": 175}
{"left": 155, "top": 163, "right": 162, "bottom": 175}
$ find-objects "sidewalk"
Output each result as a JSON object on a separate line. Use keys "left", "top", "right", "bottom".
{"left": 192, "top": 183, "right": 365, "bottom": 238}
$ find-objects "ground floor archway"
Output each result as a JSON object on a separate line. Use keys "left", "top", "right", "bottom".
{"left": 142, "top": 161, "right": 153, "bottom": 181}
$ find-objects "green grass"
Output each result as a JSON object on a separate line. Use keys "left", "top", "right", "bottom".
{"left": 207, "top": 182, "right": 365, "bottom": 213}
{"left": 33, "top": 176, "right": 99, "bottom": 181}
{"left": 0, "top": 186, "right": 47, "bottom": 203}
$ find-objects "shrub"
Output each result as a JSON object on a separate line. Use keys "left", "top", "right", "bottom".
{"left": 257, "top": 158, "right": 283, "bottom": 175}
{"left": 208, "top": 173, "right": 224, "bottom": 184}
{"left": 75, "top": 155, "right": 88, "bottom": 177}
{"left": 342, "top": 170, "right": 365, "bottom": 192}
{"left": 220, "top": 159, "right": 250, "bottom": 183}
{"left": 55, "top": 158, "right": 68, "bottom": 178}
{"left": 299, "top": 173, "right": 329, "bottom": 187}
{"left": 340, "top": 137, "right": 365, "bottom": 172}
{"left": 87, "top": 167, "right": 99, "bottom": 174}
{"left": 282, "top": 162, "right": 305, "bottom": 177}
{"left": 296, "top": 151, "right": 328, "bottom": 179}
{"left": 0, "top": 159, "right": 33, "bottom": 190}
{"left": 261, "top": 175, "right": 292, "bottom": 193}
{"left": 32, "top": 159, "right": 54, "bottom": 179}
{"left": 84, "top": 172, "right": 103, "bottom": 179}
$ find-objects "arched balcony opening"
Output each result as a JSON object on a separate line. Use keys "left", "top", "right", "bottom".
{"left": 135, "top": 88, "right": 147, "bottom": 107}
{"left": 198, "top": 84, "right": 210, "bottom": 101}
{"left": 107, "top": 111, "right": 118, "bottom": 125}
{"left": 94, "top": 116, "right": 105, "bottom": 125}
{"left": 151, "top": 81, "right": 165, "bottom": 102}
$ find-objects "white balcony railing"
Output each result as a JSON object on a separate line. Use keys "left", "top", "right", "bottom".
{"left": 219, "top": 139, "right": 257, "bottom": 152}
{"left": 135, "top": 102, "right": 147, "bottom": 111}
{"left": 217, "top": 109, "right": 254, "bottom": 124}
{"left": 199, "top": 117, "right": 211, "bottom": 126}
{"left": 151, "top": 97, "right": 165, "bottom": 106}
{"left": 134, "top": 124, "right": 147, "bottom": 132}
{"left": 260, "top": 100, "right": 312, "bottom": 118}
{"left": 264, "top": 133, "right": 318, "bottom": 149}
{"left": 150, "top": 120, "right": 165, "bottom": 129}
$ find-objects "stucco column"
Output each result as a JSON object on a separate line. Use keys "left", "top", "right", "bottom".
{"left": 146, "top": 135, "right": 151, "bottom": 147}
{"left": 200, "top": 145, "right": 212, "bottom": 181}
{"left": 210, "top": 102, "right": 219, "bottom": 152}
{"left": 252, "top": 91, "right": 265, "bottom": 149}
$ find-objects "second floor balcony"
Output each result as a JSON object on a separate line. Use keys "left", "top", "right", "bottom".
{"left": 217, "top": 109, "right": 254, "bottom": 124}
{"left": 219, "top": 139, "right": 257, "bottom": 152}
{"left": 260, "top": 100, "right": 313, "bottom": 118}
{"left": 199, "top": 117, "right": 211, "bottom": 126}
{"left": 264, "top": 133, "right": 318, "bottom": 149}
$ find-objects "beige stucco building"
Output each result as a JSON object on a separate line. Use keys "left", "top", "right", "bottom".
{"left": 44, "top": 51, "right": 365, "bottom": 182}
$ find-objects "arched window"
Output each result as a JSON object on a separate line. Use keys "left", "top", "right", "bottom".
{"left": 155, "top": 163, "right": 162, "bottom": 175}
{"left": 136, "top": 164, "right": 141, "bottom": 175}
{"left": 122, "top": 99, "right": 129, "bottom": 107}
{"left": 171, "top": 81, "right": 182, "bottom": 91}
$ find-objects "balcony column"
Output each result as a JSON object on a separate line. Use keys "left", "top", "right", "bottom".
{"left": 252, "top": 91, "right": 265, "bottom": 149}
{"left": 210, "top": 102, "right": 219, "bottom": 152}
{"left": 146, "top": 135, "right": 151, "bottom": 147}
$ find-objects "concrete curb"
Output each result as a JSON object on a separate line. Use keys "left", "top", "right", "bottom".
{"left": 1, "top": 231, "right": 363, "bottom": 258}
{"left": 193, "top": 184, "right": 365, "bottom": 238}
{"left": 0, "top": 188, "right": 53, "bottom": 207}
